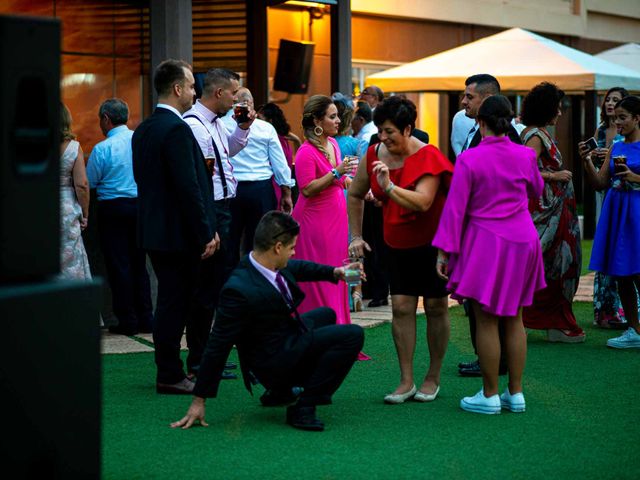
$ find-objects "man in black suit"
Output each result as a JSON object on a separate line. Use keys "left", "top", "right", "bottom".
{"left": 132, "top": 59, "right": 219, "bottom": 394}
{"left": 456, "top": 74, "right": 522, "bottom": 377}
{"left": 172, "top": 212, "right": 364, "bottom": 431}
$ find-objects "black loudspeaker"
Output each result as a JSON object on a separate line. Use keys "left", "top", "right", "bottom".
{"left": 273, "top": 39, "right": 315, "bottom": 94}
{"left": 0, "top": 16, "right": 61, "bottom": 282}
{"left": 0, "top": 279, "right": 102, "bottom": 479}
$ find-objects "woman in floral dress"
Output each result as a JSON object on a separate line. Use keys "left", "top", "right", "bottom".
{"left": 520, "top": 83, "right": 583, "bottom": 343}
{"left": 59, "top": 103, "right": 91, "bottom": 280}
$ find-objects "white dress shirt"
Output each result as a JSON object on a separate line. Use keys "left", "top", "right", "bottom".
{"left": 86, "top": 125, "right": 137, "bottom": 201}
{"left": 225, "top": 118, "right": 295, "bottom": 187}
{"left": 354, "top": 121, "right": 377, "bottom": 144}
{"left": 451, "top": 109, "right": 476, "bottom": 157}
{"left": 183, "top": 100, "right": 249, "bottom": 200}
{"left": 156, "top": 103, "right": 182, "bottom": 118}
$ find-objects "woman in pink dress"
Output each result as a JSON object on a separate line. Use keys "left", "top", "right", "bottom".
{"left": 292, "top": 95, "right": 357, "bottom": 325}
{"left": 433, "top": 96, "right": 546, "bottom": 415}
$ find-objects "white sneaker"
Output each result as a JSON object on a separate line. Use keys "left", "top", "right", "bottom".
{"left": 460, "top": 390, "right": 501, "bottom": 415}
{"left": 606, "top": 328, "right": 640, "bottom": 349}
{"left": 500, "top": 389, "right": 526, "bottom": 413}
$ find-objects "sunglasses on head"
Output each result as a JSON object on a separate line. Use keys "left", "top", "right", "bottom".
{"left": 272, "top": 224, "right": 300, "bottom": 240}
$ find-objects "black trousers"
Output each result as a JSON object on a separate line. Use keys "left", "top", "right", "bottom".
{"left": 148, "top": 250, "right": 200, "bottom": 384}
{"left": 259, "top": 307, "right": 364, "bottom": 407}
{"left": 97, "top": 198, "right": 152, "bottom": 331}
{"left": 362, "top": 201, "right": 389, "bottom": 301}
{"left": 186, "top": 202, "right": 233, "bottom": 373}
{"left": 229, "top": 179, "right": 277, "bottom": 266}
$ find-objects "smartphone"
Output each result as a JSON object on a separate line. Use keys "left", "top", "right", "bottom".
{"left": 584, "top": 137, "right": 598, "bottom": 152}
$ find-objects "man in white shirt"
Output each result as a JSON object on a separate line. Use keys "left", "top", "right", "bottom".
{"left": 223, "top": 87, "right": 295, "bottom": 263}
{"left": 450, "top": 109, "right": 476, "bottom": 157}
{"left": 352, "top": 101, "right": 377, "bottom": 144}
{"left": 87, "top": 97, "right": 152, "bottom": 336}
{"left": 183, "top": 68, "right": 254, "bottom": 379}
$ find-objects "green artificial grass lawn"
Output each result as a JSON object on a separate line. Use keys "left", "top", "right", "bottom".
{"left": 102, "top": 303, "right": 640, "bottom": 480}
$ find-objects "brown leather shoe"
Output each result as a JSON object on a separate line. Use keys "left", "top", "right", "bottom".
{"left": 156, "top": 378, "right": 195, "bottom": 395}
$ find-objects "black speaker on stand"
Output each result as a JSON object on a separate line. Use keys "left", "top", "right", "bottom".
{"left": 0, "top": 15, "right": 61, "bottom": 283}
{"left": 273, "top": 39, "right": 315, "bottom": 94}
{"left": 0, "top": 15, "right": 101, "bottom": 479}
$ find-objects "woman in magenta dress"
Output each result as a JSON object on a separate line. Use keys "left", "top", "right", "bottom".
{"left": 433, "top": 96, "right": 546, "bottom": 415}
{"left": 292, "top": 95, "right": 358, "bottom": 326}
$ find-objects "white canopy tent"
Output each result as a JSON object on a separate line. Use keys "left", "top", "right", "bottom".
{"left": 366, "top": 28, "right": 640, "bottom": 93}
{"left": 595, "top": 43, "right": 640, "bottom": 73}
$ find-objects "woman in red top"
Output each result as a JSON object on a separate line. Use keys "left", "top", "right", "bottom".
{"left": 348, "top": 96, "right": 454, "bottom": 403}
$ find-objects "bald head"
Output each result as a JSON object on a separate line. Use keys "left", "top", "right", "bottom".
{"left": 235, "top": 87, "right": 253, "bottom": 107}
{"left": 360, "top": 85, "right": 384, "bottom": 109}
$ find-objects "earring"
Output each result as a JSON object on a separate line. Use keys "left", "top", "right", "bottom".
{"left": 314, "top": 125, "right": 324, "bottom": 136}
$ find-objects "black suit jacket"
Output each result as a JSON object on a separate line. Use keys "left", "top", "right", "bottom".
{"left": 132, "top": 107, "right": 216, "bottom": 252}
{"left": 469, "top": 124, "right": 522, "bottom": 149}
{"left": 193, "top": 256, "right": 338, "bottom": 398}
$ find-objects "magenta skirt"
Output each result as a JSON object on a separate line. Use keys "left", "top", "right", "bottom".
{"left": 447, "top": 223, "right": 546, "bottom": 317}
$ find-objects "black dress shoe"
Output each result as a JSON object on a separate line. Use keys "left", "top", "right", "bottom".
{"left": 260, "top": 387, "right": 302, "bottom": 407}
{"left": 156, "top": 378, "right": 195, "bottom": 394}
{"left": 367, "top": 298, "right": 389, "bottom": 308}
{"left": 458, "top": 359, "right": 479, "bottom": 369}
{"left": 221, "top": 370, "right": 237, "bottom": 380}
{"left": 108, "top": 325, "right": 138, "bottom": 336}
{"left": 225, "top": 362, "right": 237, "bottom": 370}
{"left": 458, "top": 361, "right": 482, "bottom": 377}
{"left": 286, "top": 405, "right": 324, "bottom": 431}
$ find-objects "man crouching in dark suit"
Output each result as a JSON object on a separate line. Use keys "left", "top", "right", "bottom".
{"left": 172, "top": 211, "right": 364, "bottom": 431}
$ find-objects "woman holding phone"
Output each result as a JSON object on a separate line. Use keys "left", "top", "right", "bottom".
{"left": 583, "top": 95, "right": 640, "bottom": 349}
{"left": 578, "top": 87, "right": 633, "bottom": 329}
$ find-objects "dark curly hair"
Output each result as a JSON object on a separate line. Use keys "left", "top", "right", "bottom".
{"left": 520, "top": 82, "right": 565, "bottom": 127}
{"left": 256, "top": 102, "right": 291, "bottom": 136}
{"left": 373, "top": 95, "right": 416, "bottom": 132}
{"left": 477, "top": 95, "right": 514, "bottom": 135}
{"left": 600, "top": 87, "right": 629, "bottom": 125}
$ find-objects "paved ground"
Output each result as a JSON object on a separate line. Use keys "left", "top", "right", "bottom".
{"left": 101, "top": 272, "right": 595, "bottom": 354}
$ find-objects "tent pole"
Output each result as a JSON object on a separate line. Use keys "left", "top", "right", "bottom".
{"left": 583, "top": 90, "right": 597, "bottom": 240}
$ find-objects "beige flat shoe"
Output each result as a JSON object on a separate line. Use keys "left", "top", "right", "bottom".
{"left": 384, "top": 385, "right": 417, "bottom": 404}
{"left": 414, "top": 385, "right": 440, "bottom": 402}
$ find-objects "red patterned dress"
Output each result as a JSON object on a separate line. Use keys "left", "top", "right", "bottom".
{"left": 522, "top": 128, "right": 583, "bottom": 336}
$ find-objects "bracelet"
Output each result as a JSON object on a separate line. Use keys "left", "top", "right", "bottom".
{"left": 350, "top": 235, "right": 363, "bottom": 242}
{"left": 384, "top": 182, "right": 395, "bottom": 194}
{"left": 331, "top": 168, "right": 341, "bottom": 180}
